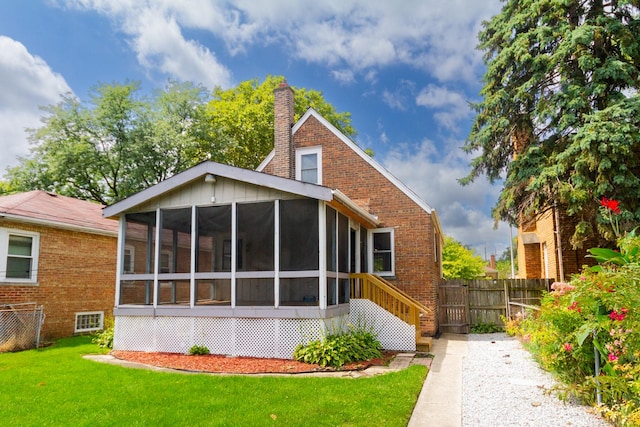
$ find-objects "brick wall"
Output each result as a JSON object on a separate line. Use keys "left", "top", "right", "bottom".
{"left": 0, "top": 220, "right": 116, "bottom": 341}
{"left": 518, "top": 207, "right": 597, "bottom": 280}
{"left": 291, "top": 115, "right": 441, "bottom": 335}
{"left": 272, "top": 82, "right": 294, "bottom": 179}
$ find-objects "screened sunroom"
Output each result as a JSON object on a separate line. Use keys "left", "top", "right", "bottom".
{"left": 103, "top": 162, "right": 389, "bottom": 358}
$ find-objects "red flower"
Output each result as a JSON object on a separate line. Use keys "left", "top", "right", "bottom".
{"left": 609, "top": 309, "right": 627, "bottom": 321}
{"left": 608, "top": 353, "right": 619, "bottom": 362}
{"left": 567, "top": 301, "right": 581, "bottom": 313}
{"left": 563, "top": 343, "right": 573, "bottom": 352}
{"left": 601, "top": 197, "right": 621, "bottom": 215}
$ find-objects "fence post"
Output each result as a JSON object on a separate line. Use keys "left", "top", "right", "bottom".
{"left": 503, "top": 280, "right": 511, "bottom": 319}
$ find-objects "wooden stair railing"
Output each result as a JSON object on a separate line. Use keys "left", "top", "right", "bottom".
{"left": 349, "top": 273, "right": 431, "bottom": 345}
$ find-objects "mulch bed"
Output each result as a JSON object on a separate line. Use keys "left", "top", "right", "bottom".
{"left": 110, "top": 350, "right": 397, "bottom": 374}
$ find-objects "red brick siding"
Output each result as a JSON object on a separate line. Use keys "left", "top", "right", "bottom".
{"left": 0, "top": 220, "right": 116, "bottom": 341}
{"left": 518, "top": 208, "right": 597, "bottom": 280}
{"left": 291, "top": 115, "right": 440, "bottom": 334}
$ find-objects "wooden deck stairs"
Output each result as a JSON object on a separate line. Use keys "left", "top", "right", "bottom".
{"left": 350, "top": 273, "right": 432, "bottom": 352}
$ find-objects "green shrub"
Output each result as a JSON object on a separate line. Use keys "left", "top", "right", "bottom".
{"left": 293, "top": 323, "right": 382, "bottom": 368}
{"left": 470, "top": 322, "right": 503, "bottom": 334}
{"left": 92, "top": 318, "right": 114, "bottom": 349}
{"left": 518, "top": 232, "right": 640, "bottom": 426}
{"left": 188, "top": 345, "right": 210, "bottom": 355}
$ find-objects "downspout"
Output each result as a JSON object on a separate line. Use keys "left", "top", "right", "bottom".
{"left": 553, "top": 201, "right": 565, "bottom": 282}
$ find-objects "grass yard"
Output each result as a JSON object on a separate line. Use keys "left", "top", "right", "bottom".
{"left": 0, "top": 336, "right": 427, "bottom": 426}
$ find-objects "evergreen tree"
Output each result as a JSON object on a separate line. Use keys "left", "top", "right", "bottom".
{"left": 463, "top": 0, "right": 640, "bottom": 246}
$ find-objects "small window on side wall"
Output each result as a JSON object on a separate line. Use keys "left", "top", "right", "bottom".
{"left": 296, "top": 147, "right": 322, "bottom": 185}
{"left": 370, "top": 228, "right": 394, "bottom": 276}
{"left": 0, "top": 228, "right": 39, "bottom": 283}
{"left": 75, "top": 311, "right": 104, "bottom": 333}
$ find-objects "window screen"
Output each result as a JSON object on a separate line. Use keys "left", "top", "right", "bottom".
{"left": 280, "top": 199, "right": 319, "bottom": 271}
{"left": 237, "top": 202, "right": 274, "bottom": 271}
{"left": 6, "top": 235, "right": 33, "bottom": 279}
{"left": 160, "top": 208, "right": 192, "bottom": 274}
{"left": 326, "top": 207, "right": 337, "bottom": 271}
{"left": 373, "top": 230, "right": 393, "bottom": 274}
{"left": 300, "top": 153, "right": 318, "bottom": 184}
{"left": 197, "top": 205, "right": 232, "bottom": 272}
{"left": 124, "top": 212, "right": 156, "bottom": 274}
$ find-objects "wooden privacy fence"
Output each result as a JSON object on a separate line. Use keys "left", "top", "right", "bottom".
{"left": 438, "top": 279, "right": 551, "bottom": 334}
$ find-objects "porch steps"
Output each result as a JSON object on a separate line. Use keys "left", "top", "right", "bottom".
{"left": 416, "top": 336, "right": 432, "bottom": 352}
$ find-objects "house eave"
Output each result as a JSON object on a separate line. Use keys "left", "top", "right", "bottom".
{"left": 294, "top": 109, "right": 435, "bottom": 215}
{"left": 0, "top": 213, "right": 118, "bottom": 237}
{"left": 331, "top": 189, "right": 380, "bottom": 227}
{"left": 103, "top": 161, "right": 334, "bottom": 218}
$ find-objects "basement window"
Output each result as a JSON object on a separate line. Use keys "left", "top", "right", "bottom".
{"left": 75, "top": 311, "right": 104, "bottom": 333}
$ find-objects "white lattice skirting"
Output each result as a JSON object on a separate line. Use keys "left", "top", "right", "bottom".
{"left": 113, "top": 299, "right": 415, "bottom": 359}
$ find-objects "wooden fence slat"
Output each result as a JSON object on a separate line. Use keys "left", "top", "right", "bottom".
{"left": 438, "top": 278, "right": 551, "bottom": 333}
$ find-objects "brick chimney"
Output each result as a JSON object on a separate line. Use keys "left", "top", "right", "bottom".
{"left": 273, "top": 81, "right": 295, "bottom": 179}
{"left": 490, "top": 254, "right": 496, "bottom": 269}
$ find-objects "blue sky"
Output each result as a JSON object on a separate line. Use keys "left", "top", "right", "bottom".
{"left": 0, "top": 0, "right": 513, "bottom": 259}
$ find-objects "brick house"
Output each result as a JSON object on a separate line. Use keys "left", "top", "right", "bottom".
{"left": 517, "top": 207, "right": 597, "bottom": 281}
{"left": 0, "top": 191, "right": 117, "bottom": 341}
{"left": 103, "top": 82, "right": 442, "bottom": 358}
{"left": 260, "top": 82, "right": 443, "bottom": 333}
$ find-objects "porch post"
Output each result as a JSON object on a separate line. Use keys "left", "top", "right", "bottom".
{"left": 318, "top": 201, "right": 327, "bottom": 310}
{"left": 274, "top": 200, "right": 280, "bottom": 308}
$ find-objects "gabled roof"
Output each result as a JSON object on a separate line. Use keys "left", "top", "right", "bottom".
{"left": 259, "top": 107, "right": 435, "bottom": 215}
{"left": 0, "top": 190, "right": 118, "bottom": 235}
{"left": 103, "top": 161, "right": 335, "bottom": 218}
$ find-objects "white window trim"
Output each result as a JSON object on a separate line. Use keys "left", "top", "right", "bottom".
{"left": 0, "top": 227, "right": 40, "bottom": 284}
{"left": 74, "top": 311, "right": 104, "bottom": 333}
{"left": 369, "top": 228, "right": 395, "bottom": 276}
{"left": 295, "top": 146, "right": 322, "bottom": 185}
{"left": 123, "top": 244, "right": 135, "bottom": 274}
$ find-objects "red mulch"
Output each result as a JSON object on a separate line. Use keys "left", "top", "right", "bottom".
{"left": 110, "top": 350, "right": 397, "bottom": 374}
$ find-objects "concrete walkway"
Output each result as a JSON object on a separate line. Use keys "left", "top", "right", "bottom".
{"left": 408, "top": 334, "right": 468, "bottom": 427}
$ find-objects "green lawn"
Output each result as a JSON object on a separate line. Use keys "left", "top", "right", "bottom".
{"left": 0, "top": 336, "right": 427, "bottom": 426}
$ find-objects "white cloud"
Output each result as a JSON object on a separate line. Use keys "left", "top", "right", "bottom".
{"left": 382, "top": 80, "right": 416, "bottom": 111}
{"left": 61, "top": 0, "right": 233, "bottom": 88}
{"left": 382, "top": 137, "right": 511, "bottom": 256}
{"left": 59, "top": 0, "right": 502, "bottom": 87}
{"left": 0, "top": 36, "right": 72, "bottom": 173}
{"left": 416, "top": 84, "right": 472, "bottom": 131}
{"left": 331, "top": 69, "right": 356, "bottom": 85}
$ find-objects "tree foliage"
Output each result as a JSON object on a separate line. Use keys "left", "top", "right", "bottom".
{"left": 4, "top": 80, "right": 214, "bottom": 205}
{"left": 3, "top": 76, "right": 354, "bottom": 204}
{"left": 463, "top": 0, "right": 640, "bottom": 247}
{"left": 442, "top": 236, "right": 487, "bottom": 280}
{"left": 206, "top": 75, "right": 356, "bottom": 169}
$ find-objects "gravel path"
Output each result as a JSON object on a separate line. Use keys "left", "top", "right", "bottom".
{"left": 462, "top": 333, "right": 610, "bottom": 427}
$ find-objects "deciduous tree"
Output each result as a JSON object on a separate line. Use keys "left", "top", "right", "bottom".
{"left": 206, "top": 75, "right": 356, "bottom": 168}
{"left": 442, "top": 236, "right": 487, "bottom": 280}
{"left": 4, "top": 80, "right": 213, "bottom": 204}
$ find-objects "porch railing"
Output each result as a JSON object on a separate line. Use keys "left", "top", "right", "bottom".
{"left": 349, "top": 273, "right": 430, "bottom": 340}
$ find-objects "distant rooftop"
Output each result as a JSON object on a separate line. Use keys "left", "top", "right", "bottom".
{"left": 0, "top": 190, "right": 118, "bottom": 234}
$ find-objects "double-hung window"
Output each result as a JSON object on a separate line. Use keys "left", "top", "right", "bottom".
{"left": 296, "top": 147, "right": 322, "bottom": 184}
{"left": 0, "top": 228, "right": 39, "bottom": 283}
{"left": 370, "top": 228, "right": 394, "bottom": 276}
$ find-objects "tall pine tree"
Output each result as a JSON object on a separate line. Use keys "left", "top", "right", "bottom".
{"left": 463, "top": 0, "right": 640, "bottom": 246}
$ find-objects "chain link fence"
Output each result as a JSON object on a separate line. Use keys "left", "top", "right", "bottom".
{"left": 0, "top": 303, "right": 45, "bottom": 352}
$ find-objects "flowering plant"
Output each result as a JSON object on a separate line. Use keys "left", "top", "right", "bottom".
{"left": 518, "top": 229, "right": 640, "bottom": 425}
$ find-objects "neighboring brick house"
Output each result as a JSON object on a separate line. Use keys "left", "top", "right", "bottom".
{"left": 103, "top": 81, "right": 443, "bottom": 358}
{"left": 517, "top": 207, "right": 597, "bottom": 281}
{"left": 0, "top": 191, "right": 117, "bottom": 341}
{"left": 259, "top": 82, "right": 444, "bottom": 334}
